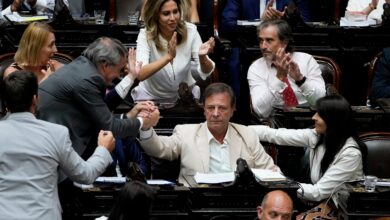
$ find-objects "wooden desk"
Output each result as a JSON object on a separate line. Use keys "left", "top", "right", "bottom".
{"left": 337, "top": 182, "right": 390, "bottom": 219}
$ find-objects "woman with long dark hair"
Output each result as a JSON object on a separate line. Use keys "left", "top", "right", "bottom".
{"left": 250, "top": 95, "right": 366, "bottom": 217}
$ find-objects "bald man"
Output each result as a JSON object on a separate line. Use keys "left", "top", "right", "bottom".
{"left": 257, "top": 190, "right": 293, "bottom": 220}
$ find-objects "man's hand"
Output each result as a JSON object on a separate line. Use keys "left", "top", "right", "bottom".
{"left": 127, "top": 47, "right": 142, "bottom": 80}
{"left": 97, "top": 130, "right": 115, "bottom": 152}
{"left": 287, "top": 60, "right": 303, "bottom": 81}
{"left": 199, "top": 37, "right": 215, "bottom": 56}
{"left": 127, "top": 101, "right": 156, "bottom": 118}
{"left": 274, "top": 48, "right": 289, "bottom": 81}
{"left": 11, "top": 0, "right": 37, "bottom": 11}
{"left": 261, "top": 0, "right": 286, "bottom": 21}
{"left": 141, "top": 108, "right": 160, "bottom": 130}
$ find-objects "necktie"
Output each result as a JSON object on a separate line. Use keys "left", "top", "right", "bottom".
{"left": 282, "top": 78, "right": 298, "bottom": 107}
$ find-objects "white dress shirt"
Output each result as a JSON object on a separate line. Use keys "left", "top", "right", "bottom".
{"left": 207, "top": 127, "right": 232, "bottom": 173}
{"left": 248, "top": 52, "right": 326, "bottom": 118}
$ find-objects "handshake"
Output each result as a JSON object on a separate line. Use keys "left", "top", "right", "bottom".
{"left": 126, "top": 101, "right": 160, "bottom": 130}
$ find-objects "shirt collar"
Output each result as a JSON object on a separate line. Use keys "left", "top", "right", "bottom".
{"left": 206, "top": 125, "right": 231, "bottom": 145}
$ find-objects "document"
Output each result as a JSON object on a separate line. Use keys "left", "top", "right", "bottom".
{"left": 340, "top": 17, "right": 377, "bottom": 27}
{"left": 94, "top": 176, "right": 127, "bottom": 184}
{"left": 251, "top": 169, "right": 286, "bottom": 181}
{"left": 4, "top": 12, "right": 48, "bottom": 23}
{"left": 194, "top": 172, "right": 235, "bottom": 184}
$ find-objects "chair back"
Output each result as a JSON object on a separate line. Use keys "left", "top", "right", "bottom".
{"left": 313, "top": 55, "right": 341, "bottom": 95}
{"left": 367, "top": 51, "right": 383, "bottom": 104}
{"left": 359, "top": 132, "right": 390, "bottom": 178}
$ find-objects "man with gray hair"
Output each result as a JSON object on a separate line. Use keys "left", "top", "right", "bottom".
{"left": 248, "top": 19, "right": 325, "bottom": 119}
{"left": 38, "top": 37, "right": 159, "bottom": 160}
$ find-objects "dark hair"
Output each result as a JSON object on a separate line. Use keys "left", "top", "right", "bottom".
{"left": 108, "top": 181, "right": 157, "bottom": 220}
{"left": 257, "top": 19, "right": 295, "bottom": 53}
{"left": 315, "top": 95, "right": 367, "bottom": 175}
{"left": 82, "top": 37, "right": 127, "bottom": 67}
{"left": 1, "top": 70, "right": 38, "bottom": 113}
{"left": 202, "top": 82, "right": 236, "bottom": 107}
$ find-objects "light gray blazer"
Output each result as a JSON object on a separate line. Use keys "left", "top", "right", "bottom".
{"left": 0, "top": 112, "right": 112, "bottom": 219}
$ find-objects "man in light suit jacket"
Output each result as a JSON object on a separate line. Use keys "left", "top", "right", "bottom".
{"left": 0, "top": 70, "right": 115, "bottom": 220}
{"left": 139, "top": 83, "right": 279, "bottom": 183}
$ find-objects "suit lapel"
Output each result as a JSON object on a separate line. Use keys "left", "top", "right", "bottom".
{"left": 228, "top": 124, "right": 242, "bottom": 170}
{"left": 195, "top": 123, "right": 211, "bottom": 172}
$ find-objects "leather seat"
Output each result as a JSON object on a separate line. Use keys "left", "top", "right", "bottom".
{"left": 360, "top": 132, "right": 390, "bottom": 178}
{"left": 313, "top": 55, "right": 341, "bottom": 95}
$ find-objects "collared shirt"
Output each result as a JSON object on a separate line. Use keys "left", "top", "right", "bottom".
{"left": 207, "top": 127, "right": 232, "bottom": 173}
{"left": 248, "top": 52, "right": 326, "bottom": 118}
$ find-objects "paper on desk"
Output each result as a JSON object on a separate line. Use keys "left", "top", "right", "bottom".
{"left": 251, "top": 169, "right": 286, "bottom": 181}
{"left": 4, "top": 12, "right": 48, "bottom": 22}
{"left": 147, "top": 179, "right": 175, "bottom": 185}
{"left": 237, "top": 19, "right": 262, "bottom": 26}
{"left": 94, "top": 176, "right": 127, "bottom": 184}
{"left": 340, "top": 17, "right": 377, "bottom": 27}
{"left": 194, "top": 172, "right": 235, "bottom": 184}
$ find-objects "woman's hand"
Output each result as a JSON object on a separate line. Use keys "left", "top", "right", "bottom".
{"left": 127, "top": 47, "right": 142, "bottom": 80}
{"left": 199, "top": 37, "right": 215, "bottom": 56}
{"left": 167, "top": 32, "right": 177, "bottom": 62}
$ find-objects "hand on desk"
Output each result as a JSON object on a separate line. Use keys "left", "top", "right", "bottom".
{"left": 98, "top": 130, "right": 115, "bottom": 152}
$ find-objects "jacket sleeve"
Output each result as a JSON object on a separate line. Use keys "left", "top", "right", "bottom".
{"left": 371, "top": 48, "right": 390, "bottom": 99}
{"left": 58, "top": 129, "right": 113, "bottom": 184}
{"left": 74, "top": 76, "right": 140, "bottom": 138}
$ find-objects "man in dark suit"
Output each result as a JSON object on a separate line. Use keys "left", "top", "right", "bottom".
{"left": 38, "top": 37, "right": 159, "bottom": 161}
{"left": 371, "top": 47, "right": 390, "bottom": 105}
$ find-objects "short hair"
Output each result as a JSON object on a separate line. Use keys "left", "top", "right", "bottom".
{"left": 143, "top": 0, "right": 187, "bottom": 51}
{"left": 257, "top": 19, "right": 295, "bottom": 53}
{"left": 1, "top": 70, "right": 38, "bottom": 113}
{"left": 82, "top": 37, "right": 127, "bottom": 67}
{"left": 14, "top": 22, "right": 54, "bottom": 66}
{"left": 202, "top": 83, "right": 236, "bottom": 107}
{"left": 261, "top": 190, "right": 293, "bottom": 211}
{"left": 108, "top": 181, "right": 156, "bottom": 220}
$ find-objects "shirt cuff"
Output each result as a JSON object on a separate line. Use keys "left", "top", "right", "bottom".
{"left": 114, "top": 76, "right": 134, "bottom": 99}
{"left": 140, "top": 128, "right": 153, "bottom": 140}
{"left": 137, "top": 116, "right": 143, "bottom": 130}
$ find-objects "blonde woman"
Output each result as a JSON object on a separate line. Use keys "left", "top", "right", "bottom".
{"left": 140, "top": 0, "right": 199, "bottom": 23}
{"left": 131, "top": 0, "right": 214, "bottom": 102}
{"left": 4, "top": 22, "right": 62, "bottom": 83}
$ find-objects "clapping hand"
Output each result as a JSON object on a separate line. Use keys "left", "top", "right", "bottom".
{"left": 274, "top": 48, "right": 290, "bottom": 80}
{"left": 199, "top": 37, "right": 215, "bottom": 56}
{"left": 168, "top": 32, "right": 177, "bottom": 63}
{"left": 261, "top": 0, "right": 287, "bottom": 21}
{"left": 127, "top": 47, "right": 142, "bottom": 80}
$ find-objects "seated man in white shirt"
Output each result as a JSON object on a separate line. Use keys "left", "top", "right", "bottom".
{"left": 248, "top": 19, "right": 325, "bottom": 119}
{"left": 139, "top": 82, "right": 279, "bottom": 184}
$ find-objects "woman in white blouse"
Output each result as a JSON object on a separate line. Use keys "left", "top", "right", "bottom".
{"left": 250, "top": 95, "right": 367, "bottom": 216}
{"left": 131, "top": 0, "right": 215, "bottom": 102}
